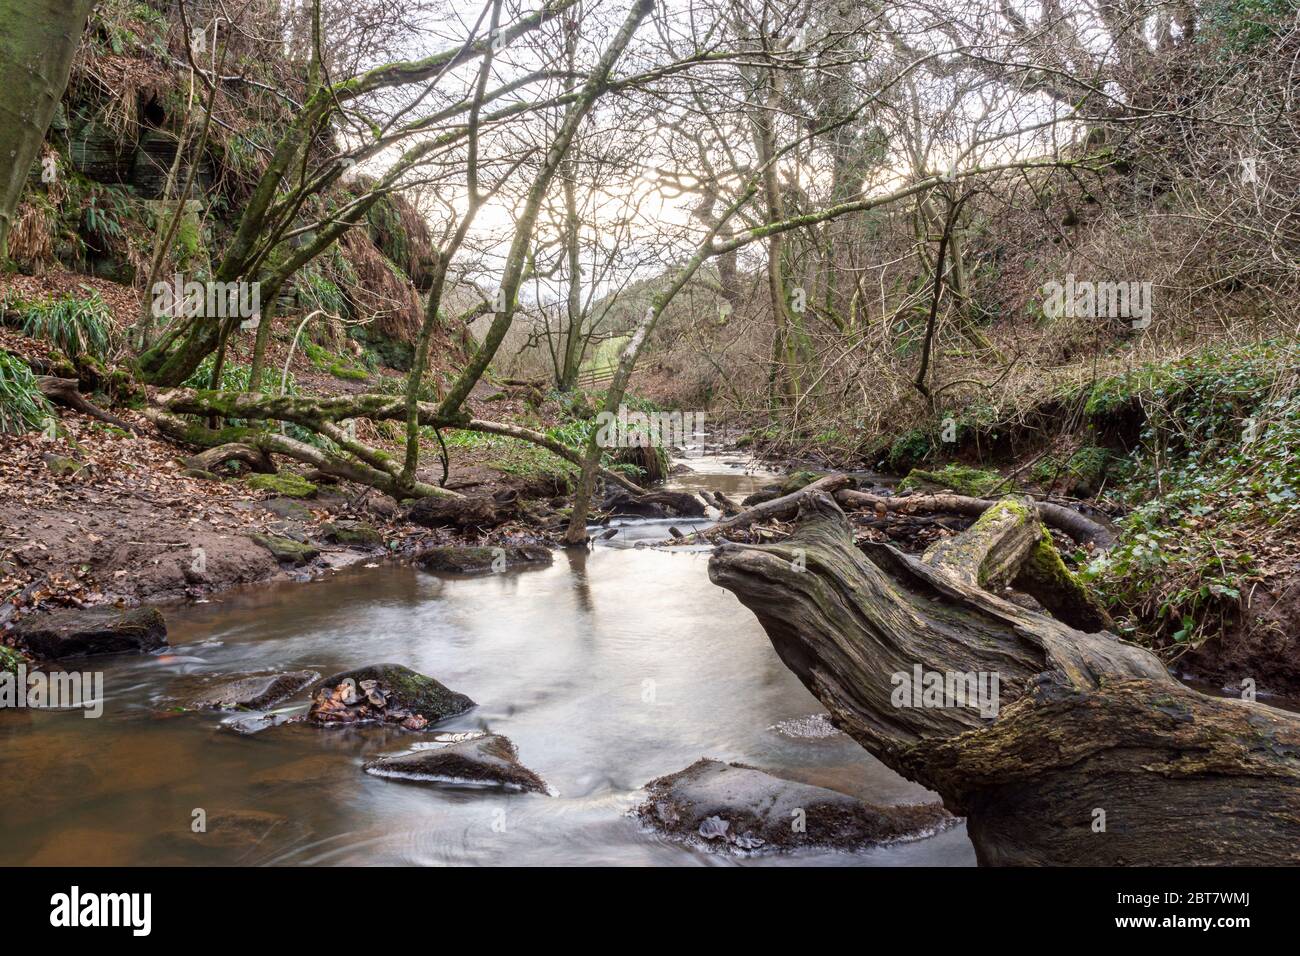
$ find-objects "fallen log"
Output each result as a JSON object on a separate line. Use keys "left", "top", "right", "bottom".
{"left": 705, "top": 473, "right": 853, "bottom": 536}
{"left": 835, "top": 487, "right": 1115, "bottom": 549}
{"left": 36, "top": 376, "right": 138, "bottom": 434}
{"left": 148, "top": 388, "right": 643, "bottom": 495}
{"left": 708, "top": 493, "right": 1300, "bottom": 865}
{"left": 144, "top": 407, "right": 457, "bottom": 500}
{"left": 702, "top": 489, "right": 742, "bottom": 516}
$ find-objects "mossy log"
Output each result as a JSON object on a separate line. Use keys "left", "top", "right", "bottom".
{"left": 149, "top": 389, "right": 644, "bottom": 494}
{"left": 708, "top": 493, "right": 1300, "bottom": 865}
{"left": 145, "top": 406, "right": 456, "bottom": 500}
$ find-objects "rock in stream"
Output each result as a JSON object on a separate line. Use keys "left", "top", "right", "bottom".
{"left": 414, "top": 544, "right": 552, "bottom": 574}
{"left": 307, "top": 663, "right": 474, "bottom": 729}
{"left": 13, "top": 606, "right": 168, "bottom": 660}
{"left": 637, "top": 758, "right": 953, "bottom": 853}
{"left": 364, "top": 733, "right": 549, "bottom": 794}
{"left": 167, "top": 670, "right": 320, "bottom": 711}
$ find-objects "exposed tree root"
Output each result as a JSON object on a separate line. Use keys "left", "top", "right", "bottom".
{"left": 184, "top": 443, "right": 276, "bottom": 474}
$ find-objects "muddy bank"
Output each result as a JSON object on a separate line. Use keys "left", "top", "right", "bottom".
{"left": 0, "top": 409, "right": 572, "bottom": 639}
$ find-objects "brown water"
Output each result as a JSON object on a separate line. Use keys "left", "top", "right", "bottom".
{"left": 0, "top": 452, "right": 975, "bottom": 866}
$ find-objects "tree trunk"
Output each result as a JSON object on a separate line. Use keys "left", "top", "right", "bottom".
{"left": 708, "top": 493, "right": 1300, "bottom": 865}
{"left": 0, "top": 0, "right": 95, "bottom": 257}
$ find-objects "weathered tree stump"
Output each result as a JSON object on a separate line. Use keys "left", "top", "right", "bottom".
{"left": 708, "top": 493, "right": 1300, "bottom": 865}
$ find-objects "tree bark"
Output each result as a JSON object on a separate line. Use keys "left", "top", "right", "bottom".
{"left": 708, "top": 493, "right": 1300, "bottom": 865}
{"left": 0, "top": 0, "right": 95, "bottom": 257}
{"left": 36, "top": 376, "right": 138, "bottom": 434}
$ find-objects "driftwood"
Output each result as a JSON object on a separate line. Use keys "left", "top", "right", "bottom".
{"left": 709, "top": 493, "right": 1300, "bottom": 865}
{"left": 701, "top": 489, "right": 742, "bottom": 516}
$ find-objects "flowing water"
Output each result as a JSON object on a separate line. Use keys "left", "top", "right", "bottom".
{"left": 0, "top": 451, "right": 976, "bottom": 866}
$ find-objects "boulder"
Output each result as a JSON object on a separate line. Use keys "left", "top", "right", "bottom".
{"left": 320, "top": 520, "right": 383, "bottom": 547}
{"left": 15, "top": 606, "right": 167, "bottom": 660}
{"left": 600, "top": 489, "right": 706, "bottom": 519}
{"left": 307, "top": 663, "right": 474, "bottom": 728}
{"left": 414, "top": 544, "right": 552, "bottom": 575}
{"left": 168, "top": 670, "right": 319, "bottom": 711}
{"left": 637, "top": 758, "right": 952, "bottom": 853}
{"left": 364, "top": 733, "right": 548, "bottom": 794}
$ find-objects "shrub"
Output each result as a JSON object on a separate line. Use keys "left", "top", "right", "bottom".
{"left": 18, "top": 289, "right": 116, "bottom": 359}
{"left": 0, "top": 351, "right": 52, "bottom": 435}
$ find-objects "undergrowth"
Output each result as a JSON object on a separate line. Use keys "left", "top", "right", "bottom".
{"left": 1083, "top": 342, "right": 1299, "bottom": 652}
{"left": 0, "top": 351, "right": 52, "bottom": 435}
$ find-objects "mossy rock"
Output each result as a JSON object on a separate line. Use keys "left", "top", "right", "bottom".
{"left": 42, "top": 454, "right": 85, "bottom": 478}
{"left": 321, "top": 520, "right": 383, "bottom": 548}
{"left": 245, "top": 472, "right": 317, "bottom": 498}
{"left": 779, "top": 470, "right": 825, "bottom": 496}
{"left": 249, "top": 534, "right": 320, "bottom": 566}
{"left": 328, "top": 362, "right": 369, "bottom": 381}
{"left": 313, "top": 663, "right": 475, "bottom": 723}
{"left": 887, "top": 428, "right": 932, "bottom": 473}
{"left": 899, "top": 464, "right": 1005, "bottom": 497}
{"left": 415, "top": 544, "right": 552, "bottom": 575}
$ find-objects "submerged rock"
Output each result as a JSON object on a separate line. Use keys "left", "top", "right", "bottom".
{"left": 168, "top": 670, "right": 319, "bottom": 711}
{"left": 307, "top": 663, "right": 474, "bottom": 728}
{"left": 414, "top": 544, "right": 552, "bottom": 574}
{"left": 14, "top": 606, "right": 167, "bottom": 660}
{"left": 637, "top": 758, "right": 952, "bottom": 853}
{"left": 364, "top": 733, "right": 548, "bottom": 794}
{"left": 169, "top": 808, "right": 309, "bottom": 863}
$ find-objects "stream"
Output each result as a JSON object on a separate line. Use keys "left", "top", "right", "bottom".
{"left": 0, "top": 450, "right": 976, "bottom": 866}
